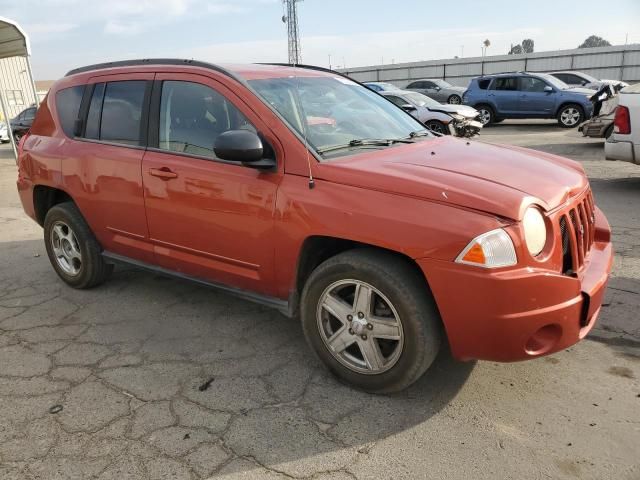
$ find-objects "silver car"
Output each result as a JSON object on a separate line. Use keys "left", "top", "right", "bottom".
{"left": 381, "top": 90, "right": 482, "bottom": 137}
{"left": 550, "top": 71, "right": 629, "bottom": 91}
{"left": 405, "top": 79, "right": 467, "bottom": 104}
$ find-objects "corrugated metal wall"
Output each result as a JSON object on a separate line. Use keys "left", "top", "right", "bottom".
{"left": 0, "top": 56, "right": 37, "bottom": 119}
{"left": 341, "top": 44, "right": 640, "bottom": 88}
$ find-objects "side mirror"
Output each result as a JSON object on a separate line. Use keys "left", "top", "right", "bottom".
{"left": 543, "top": 86, "right": 553, "bottom": 93}
{"left": 401, "top": 104, "right": 417, "bottom": 112}
{"left": 433, "top": 86, "right": 441, "bottom": 91}
{"left": 581, "top": 80, "right": 588, "bottom": 86}
{"left": 214, "top": 130, "right": 275, "bottom": 169}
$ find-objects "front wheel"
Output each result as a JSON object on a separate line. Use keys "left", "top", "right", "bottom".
{"left": 425, "top": 120, "right": 449, "bottom": 135}
{"left": 301, "top": 249, "right": 441, "bottom": 393}
{"left": 557, "top": 104, "right": 584, "bottom": 128}
{"left": 447, "top": 95, "right": 462, "bottom": 105}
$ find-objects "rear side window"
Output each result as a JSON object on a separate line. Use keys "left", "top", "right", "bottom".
{"left": 84, "top": 81, "right": 146, "bottom": 146}
{"left": 477, "top": 79, "right": 491, "bottom": 90}
{"left": 492, "top": 77, "right": 518, "bottom": 91}
{"left": 407, "top": 81, "right": 424, "bottom": 89}
{"left": 55, "top": 86, "right": 84, "bottom": 137}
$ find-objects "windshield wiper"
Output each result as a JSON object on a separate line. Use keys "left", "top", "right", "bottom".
{"left": 316, "top": 137, "right": 413, "bottom": 155}
{"left": 406, "top": 129, "right": 432, "bottom": 138}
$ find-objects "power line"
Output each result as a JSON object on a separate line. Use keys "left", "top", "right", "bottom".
{"left": 282, "top": 0, "right": 302, "bottom": 64}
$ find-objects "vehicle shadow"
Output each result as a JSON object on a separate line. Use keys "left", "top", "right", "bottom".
{"left": 0, "top": 238, "right": 476, "bottom": 476}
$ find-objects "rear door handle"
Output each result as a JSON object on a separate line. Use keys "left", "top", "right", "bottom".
{"left": 148, "top": 167, "right": 178, "bottom": 180}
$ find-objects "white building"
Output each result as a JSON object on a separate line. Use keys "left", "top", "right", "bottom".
{"left": 0, "top": 55, "right": 39, "bottom": 119}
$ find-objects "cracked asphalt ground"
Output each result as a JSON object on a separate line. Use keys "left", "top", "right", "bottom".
{"left": 0, "top": 120, "right": 639, "bottom": 480}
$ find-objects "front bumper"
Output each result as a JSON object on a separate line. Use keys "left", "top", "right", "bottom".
{"left": 417, "top": 208, "right": 613, "bottom": 362}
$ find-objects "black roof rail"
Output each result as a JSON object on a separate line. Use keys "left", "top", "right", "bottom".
{"left": 64, "top": 58, "right": 237, "bottom": 79}
{"left": 257, "top": 62, "right": 375, "bottom": 88}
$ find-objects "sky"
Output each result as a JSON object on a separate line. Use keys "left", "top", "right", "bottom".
{"left": 2, "top": 0, "right": 639, "bottom": 80}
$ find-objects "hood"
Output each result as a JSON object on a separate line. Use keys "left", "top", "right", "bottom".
{"left": 448, "top": 86, "right": 467, "bottom": 93}
{"left": 314, "top": 137, "right": 587, "bottom": 220}
{"left": 428, "top": 104, "right": 478, "bottom": 119}
{"left": 563, "top": 87, "right": 593, "bottom": 96}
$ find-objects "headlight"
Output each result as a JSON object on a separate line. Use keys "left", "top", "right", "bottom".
{"left": 455, "top": 229, "right": 517, "bottom": 268}
{"left": 522, "top": 206, "right": 547, "bottom": 256}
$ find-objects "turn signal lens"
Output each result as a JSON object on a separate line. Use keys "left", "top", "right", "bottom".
{"left": 455, "top": 229, "right": 517, "bottom": 268}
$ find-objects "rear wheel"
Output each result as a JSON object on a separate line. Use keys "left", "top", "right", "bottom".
{"left": 447, "top": 95, "right": 462, "bottom": 105}
{"left": 44, "top": 202, "right": 113, "bottom": 289}
{"left": 425, "top": 120, "right": 449, "bottom": 135}
{"left": 476, "top": 104, "right": 494, "bottom": 125}
{"left": 301, "top": 249, "right": 441, "bottom": 393}
{"left": 557, "top": 104, "right": 584, "bottom": 128}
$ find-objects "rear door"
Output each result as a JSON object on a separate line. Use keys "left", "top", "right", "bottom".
{"left": 518, "top": 76, "right": 556, "bottom": 116}
{"left": 141, "top": 73, "right": 283, "bottom": 295}
{"left": 488, "top": 77, "right": 521, "bottom": 115}
{"left": 62, "top": 73, "right": 155, "bottom": 263}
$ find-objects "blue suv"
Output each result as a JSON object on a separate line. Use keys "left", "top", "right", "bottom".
{"left": 463, "top": 72, "right": 593, "bottom": 128}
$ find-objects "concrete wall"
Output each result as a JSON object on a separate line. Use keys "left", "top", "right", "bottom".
{"left": 0, "top": 56, "right": 38, "bottom": 119}
{"left": 340, "top": 44, "right": 640, "bottom": 89}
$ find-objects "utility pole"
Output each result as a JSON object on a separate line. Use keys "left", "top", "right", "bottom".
{"left": 282, "top": 0, "right": 302, "bottom": 64}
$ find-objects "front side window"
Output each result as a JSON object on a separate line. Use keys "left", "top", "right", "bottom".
{"left": 520, "top": 77, "right": 548, "bottom": 92}
{"left": 493, "top": 77, "right": 518, "bottom": 91}
{"left": 84, "top": 81, "right": 146, "bottom": 146}
{"left": 385, "top": 95, "right": 408, "bottom": 107}
{"left": 248, "top": 75, "right": 428, "bottom": 159}
{"left": 158, "top": 81, "right": 254, "bottom": 159}
{"left": 56, "top": 85, "right": 84, "bottom": 137}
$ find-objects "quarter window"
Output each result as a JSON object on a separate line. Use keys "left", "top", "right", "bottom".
{"left": 56, "top": 86, "right": 84, "bottom": 137}
{"left": 84, "top": 81, "right": 146, "bottom": 146}
{"left": 158, "top": 81, "right": 254, "bottom": 159}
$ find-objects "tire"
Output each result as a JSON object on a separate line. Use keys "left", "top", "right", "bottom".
{"left": 425, "top": 120, "right": 449, "bottom": 135}
{"left": 557, "top": 104, "right": 584, "bottom": 128}
{"left": 300, "top": 249, "right": 442, "bottom": 393}
{"left": 447, "top": 95, "right": 462, "bottom": 105}
{"left": 475, "top": 104, "right": 494, "bottom": 125}
{"left": 43, "top": 202, "right": 113, "bottom": 289}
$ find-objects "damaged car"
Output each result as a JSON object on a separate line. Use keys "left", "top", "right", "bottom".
{"left": 381, "top": 90, "right": 482, "bottom": 137}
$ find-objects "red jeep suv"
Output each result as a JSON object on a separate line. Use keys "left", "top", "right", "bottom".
{"left": 16, "top": 60, "right": 613, "bottom": 393}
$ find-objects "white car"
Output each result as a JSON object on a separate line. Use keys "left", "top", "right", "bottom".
{"left": 0, "top": 123, "right": 9, "bottom": 143}
{"left": 550, "top": 71, "right": 628, "bottom": 91}
{"left": 605, "top": 82, "right": 640, "bottom": 164}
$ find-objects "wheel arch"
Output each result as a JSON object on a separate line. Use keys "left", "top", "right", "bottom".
{"left": 291, "top": 235, "right": 433, "bottom": 316}
{"left": 33, "top": 185, "right": 75, "bottom": 226}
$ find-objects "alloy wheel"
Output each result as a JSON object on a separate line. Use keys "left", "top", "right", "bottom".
{"left": 560, "top": 107, "right": 580, "bottom": 127}
{"left": 316, "top": 279, "right": 404, "bottom": 374}
{"left": 50, "top": 221, "right": 82, "bottom": 276}
{"left": 448, "top": 95, "right": 462, "bottom": 104}
{"left": 478, "top": 109, "right": 492, "bottom": 125}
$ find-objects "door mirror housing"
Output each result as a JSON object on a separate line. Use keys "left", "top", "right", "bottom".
{"left": 433, "top": 86, "right": 441, "bottom": 91}
{"left": 214, "top": 130, "right": 275, "bottom": 169}
{"left": 543, "top": 86, "right": 553, "bottom": 93}
{"left": 401, "top": 104, "right": 417, "bottom": 112}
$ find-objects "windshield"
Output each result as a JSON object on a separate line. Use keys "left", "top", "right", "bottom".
{"left": 404, "top": 91, "right": 440, "bottom": 108}
{"left": 537, "top": 73, "right": 569, "bottom": 90}
{"left": 249, "top": 76, "right": 429, "bottom": 158}
{"left": 433, "top": 79, "right": 453, "bottom": 88}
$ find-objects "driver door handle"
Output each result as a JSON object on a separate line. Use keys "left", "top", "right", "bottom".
{"left": 149, "top": 167, "right": 178, "bottom": 180}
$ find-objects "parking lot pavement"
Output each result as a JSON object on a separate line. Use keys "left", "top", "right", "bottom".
{"left": 0, "top": 124, "right": 638, "bottom": 480}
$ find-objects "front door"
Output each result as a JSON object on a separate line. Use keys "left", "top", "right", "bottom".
{"left": 518, "top": 76, "right": 557, "bottom": 116}
{"left": 141, "top": 74, "right": 283, "bottom": 295}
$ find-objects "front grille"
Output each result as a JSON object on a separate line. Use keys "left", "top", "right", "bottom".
{"left": 558, "top": 190, "right": 596, "bottom": 275}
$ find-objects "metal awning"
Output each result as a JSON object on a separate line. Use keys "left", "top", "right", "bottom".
{"left": 0, "top": 16, "right": 37, "bottom": 160}
{"left": 0, "top": 16, "right": 31, "bottom": 59}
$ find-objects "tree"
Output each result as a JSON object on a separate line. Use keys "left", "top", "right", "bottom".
{"left": 522, "top": 39, "right": 534, "bottom": 53}
{"left": 508, "top": 39, "right": 534, "bottom": 55}
{"left": 508, "top": 44, "right": 523, "bottom": 55}
{"left": 578, "top": 35, "right": 611, "bottom": 48}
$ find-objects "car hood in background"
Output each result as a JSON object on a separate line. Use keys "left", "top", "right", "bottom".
{"left": 315, "top": 137, "right": 587, "bottom": 221}
{"left": 563, "top": 87, "right": 594, "bottom": 96}
{"left": 428, "top": 104, "right": 478, "bottom": 119}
